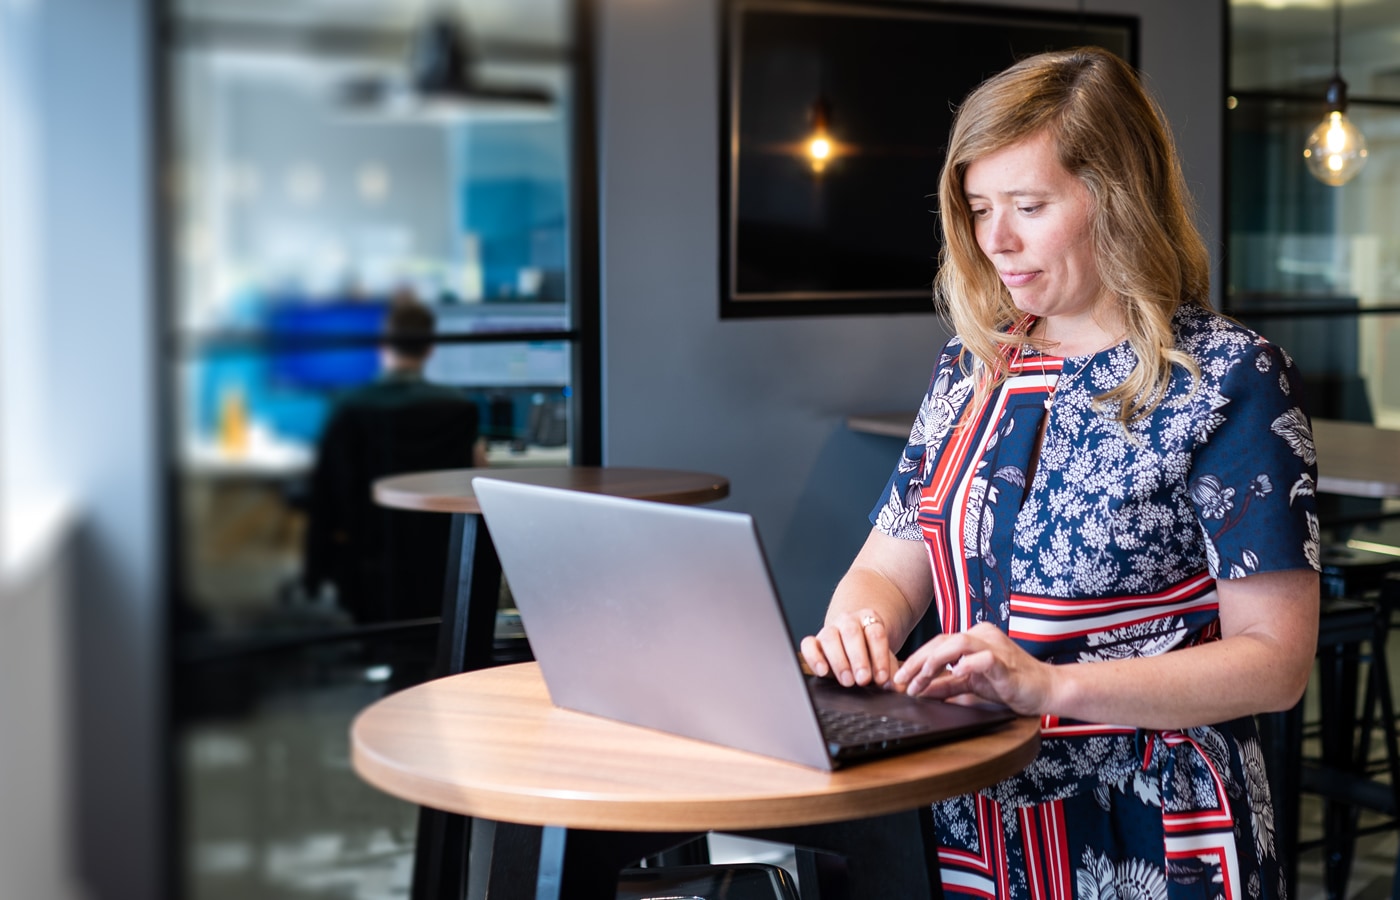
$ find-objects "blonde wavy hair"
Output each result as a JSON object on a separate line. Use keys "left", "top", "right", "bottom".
{"left": 935, "top": 47, "right": 1209, "bottom": 423}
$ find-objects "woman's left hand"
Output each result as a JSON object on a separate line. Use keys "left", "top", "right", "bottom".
{"left": 892, "top": 621, "right": 1056, "bottom": 716}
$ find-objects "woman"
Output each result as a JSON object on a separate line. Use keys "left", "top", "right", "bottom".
{"left": 800, "top": 48, "right": 1320, "bottom": 900}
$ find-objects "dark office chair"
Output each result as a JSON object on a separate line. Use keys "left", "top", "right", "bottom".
{"left": 302, "top": 396, "right": 481, "bottom": 625}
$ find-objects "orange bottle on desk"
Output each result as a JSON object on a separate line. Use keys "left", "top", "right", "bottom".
{"left": 218, "top": 385, "right": 249, "bottom": 456}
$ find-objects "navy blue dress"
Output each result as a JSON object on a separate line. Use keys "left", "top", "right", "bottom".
{"left": 871, "top": 304, "right": 1320, "bottom": 900}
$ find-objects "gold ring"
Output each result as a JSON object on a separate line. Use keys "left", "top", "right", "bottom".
{"left": 860, "top": 614, "right": 880, "bottom": 629}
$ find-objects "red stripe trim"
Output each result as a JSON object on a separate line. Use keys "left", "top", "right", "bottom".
{"left": 1040, "top": 723, "right": 1137, "bottom": 737}
{"left": 1009, "top": 572, "right": 1215, "bottom": 615}
{"left": 1009, "top": 601, "right": 1218, "bottom": 642}
{"left": 1042, "top": 801, "right": 1072, "bottom": 900}
{"left": 990, "top": 795, "right": 1011, "bottom": 899}
{"left": 1166, "top": 843, "right": 1238, "bottom": 900}
{"left": 1020, "top": 807, "right": 1045, "bottom": 900}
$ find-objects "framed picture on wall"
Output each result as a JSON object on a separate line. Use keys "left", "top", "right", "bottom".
{"left": 720, "top": 0, "right": 1138, "bottom": 319}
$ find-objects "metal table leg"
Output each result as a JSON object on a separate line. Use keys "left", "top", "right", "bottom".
{"left": 412, "top": 512, "right": 506, "bottom": 900}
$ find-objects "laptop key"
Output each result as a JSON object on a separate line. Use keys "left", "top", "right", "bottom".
{"left": 817, "top": 706, "right": 931, "bottom": 747}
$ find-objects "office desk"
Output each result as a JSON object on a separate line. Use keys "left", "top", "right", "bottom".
{"left": 352, "top": 662, "right": 1041, "bottom": 899}
{"left": 848, "top": 414, "right": 1400, "bottom": 499}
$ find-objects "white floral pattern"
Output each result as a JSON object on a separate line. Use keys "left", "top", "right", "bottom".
{"left": 1077, "top": 850, "right": 1169, "bottom": 900}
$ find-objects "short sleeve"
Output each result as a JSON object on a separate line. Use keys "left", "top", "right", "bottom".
{"left": 867, "top": 410, "right": 927, "bottom": 541}
{"left": 1186, "top": 341, "right": 1321, "bottom": 579}
{"left": 869, "top": 337, "right": 972, "bottom": 541}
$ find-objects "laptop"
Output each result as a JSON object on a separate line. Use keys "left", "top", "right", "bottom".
{"left": 471, "top": 477, "right": 1016, "bottom": 771}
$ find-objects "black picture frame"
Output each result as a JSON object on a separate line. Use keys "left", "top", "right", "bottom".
{"left": 719, "top": 0, "right": 1139, "bottom": 319}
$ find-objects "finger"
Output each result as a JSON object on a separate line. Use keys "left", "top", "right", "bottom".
{"left": 834, "top": 616, "right": 874, "bottom": 687}
{"left": 878, "top": 648, "right": 902, "bottom": 688}
{"left": 856, "top": 615, "right": 894, "bottom": 686}
{"left": 799, "top": 635, "right": 829, "bottom": 678}
{"left": 892, "top": 634, "right": 961, "bottom": 689}
{"left": 920, "top": 650, "right": 1007, "bottom": 704}
{"left": 904, "top": 656, "right": 960, "bottom": 696}
{"left": 815, "top": 627, "right": 855, "bottom": 685}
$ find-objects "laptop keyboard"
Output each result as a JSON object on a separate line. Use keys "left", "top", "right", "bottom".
{"left": 817, "top": 706, "right": 931, "bottom": 749}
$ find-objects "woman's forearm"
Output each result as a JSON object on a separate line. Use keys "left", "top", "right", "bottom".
{"left": 897, "top": 568, "right": 1319, "bottom": 730}
{"left": 1045, "top": 628, "right": 1314, "bottom": 730}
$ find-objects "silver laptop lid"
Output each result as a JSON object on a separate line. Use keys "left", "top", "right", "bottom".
{"left": 471, "top": 477, "right": 835, "bottom": 770}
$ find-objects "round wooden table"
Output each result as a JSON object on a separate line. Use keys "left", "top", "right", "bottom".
{"left": 371, "top": 466, "right": 730, "bottom": 674}
{"left": 370, "top": 466, "right": 731, "bottom": 900}
{"left": 373, "top": 465, "right": 731, "bottom": 516}
{"left": 353, "top": 662, "right": 1040, "bottom": 898}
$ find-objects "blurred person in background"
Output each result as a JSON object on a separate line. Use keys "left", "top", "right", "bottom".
{"left": 302, "top": 291, "right": 487, "bottom": 624}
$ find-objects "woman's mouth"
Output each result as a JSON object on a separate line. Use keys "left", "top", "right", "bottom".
{"left": 1000, "top": 270, "right": 1039, "bottom": 288}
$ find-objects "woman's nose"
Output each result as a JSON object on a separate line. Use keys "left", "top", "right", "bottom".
{"left": 982, "top": 212, "right": 1019, "bottom": 255}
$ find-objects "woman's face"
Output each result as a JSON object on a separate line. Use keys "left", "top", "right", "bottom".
{"left": 963, "top": 131, "right": 1111, "bottom": 330}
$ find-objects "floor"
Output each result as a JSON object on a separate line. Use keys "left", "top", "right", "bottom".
{"left": 1295, "top": 807, "right": 1398, "bottom": 900}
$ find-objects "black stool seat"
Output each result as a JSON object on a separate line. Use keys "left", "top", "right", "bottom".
{"left": 1320, "top": 545, "right": 1400, "bottom": 600}
{"left": 618, "top": 863, "right": 800, "bottom": 900}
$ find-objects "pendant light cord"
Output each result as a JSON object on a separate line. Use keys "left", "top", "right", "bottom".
{"left": 1332, "top": 0, "right": 1342, "bottom": 78}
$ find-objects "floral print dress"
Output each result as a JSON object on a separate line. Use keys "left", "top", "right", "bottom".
{"left": 871, "top": 304, "right": 1320, "bottom": 900}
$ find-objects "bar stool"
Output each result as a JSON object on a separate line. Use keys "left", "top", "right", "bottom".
{"left": 1262, "top": 541, "right": 1400, "bottom": 900}
{"left": 1262, "top": 599, "right": 1391, "bottom": 900}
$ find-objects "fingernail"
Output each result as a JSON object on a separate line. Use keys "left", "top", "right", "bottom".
{"left": 839, "top": 671, "right": 853, "bottom": 687}
{"left": 855, "top": 667, "right": 869, "bottom": 683}
{"left": 814, "top": 662, "right": 828, "bottom": 676}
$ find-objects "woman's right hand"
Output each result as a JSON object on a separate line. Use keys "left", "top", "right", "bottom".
{"left": 800, "top": 609, "right": 901, "bottom": 688}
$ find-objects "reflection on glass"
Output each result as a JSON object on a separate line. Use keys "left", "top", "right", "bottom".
{"left": 1228, "top": 0, "right": 1400, "bottom": 562}
{"left": 167, "top": 2, "right": 577, "bottom": 897}
{"left": 1228, "top": 98, "right": 1400, "bottom": 429}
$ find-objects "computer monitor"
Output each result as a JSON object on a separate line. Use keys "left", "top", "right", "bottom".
{"left": 265, "top": 299, "right": 388, "bottom": 390}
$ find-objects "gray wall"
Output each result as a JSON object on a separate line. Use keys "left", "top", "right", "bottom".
{"left": 0, "top": 542, "right": 82, "bottom": 900}
{"left": 597, "top": 0, "right": 1224, "bottom": 640}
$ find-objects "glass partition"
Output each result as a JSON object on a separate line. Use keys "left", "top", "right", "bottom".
{"left": 161, "top": 1, "right": 591, "bottom": 895}
{"left": 1229, "top": 1, "right": 1400, "bottom": 549}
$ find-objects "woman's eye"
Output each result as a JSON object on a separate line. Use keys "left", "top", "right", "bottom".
{"left": 970, "top": 208, "right": 990, "bottom": 219}
{"left": 1018, "top": 204, "right": 1043, "bottom": 215}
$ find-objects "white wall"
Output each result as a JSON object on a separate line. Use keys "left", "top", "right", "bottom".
{"left": 31, "top": 0, "right": 163, "bottom": 898}
{"left": 597, "top": 0, "right": 1224, "bottom": 639}
{"left": 0, "top": 2, "right": 82, "bottom": 898}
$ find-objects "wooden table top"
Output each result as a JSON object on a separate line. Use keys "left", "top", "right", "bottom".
{"left": 1310, "top": 419, "right": 1400, "bottom": 499}
{"left": 372, "top": 466, "right": 730, "bottom": 514}
{"left": 848, "top": 414, "right": 1400, "bottom": 500}
{"left": 351, "top": 662, "right": 1040, "bottom": 833}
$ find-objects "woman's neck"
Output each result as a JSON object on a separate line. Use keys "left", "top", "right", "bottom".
{"left": 1032, "top": 310, "right": 1124, "bottom": 357}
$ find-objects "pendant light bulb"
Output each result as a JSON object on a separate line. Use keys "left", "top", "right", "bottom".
{"left": 1303, "top": 81, "right": 1367, "bottom": 186}
{"left": 806, "top": 96, "right": 833, "bottom": 174}
{"left": 1304, "top": 2, "right": 1367, "bottom": 187}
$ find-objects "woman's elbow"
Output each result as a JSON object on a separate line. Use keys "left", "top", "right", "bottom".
{"left": 1258, "top": 649, "right": 1314, "bottom": 714}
